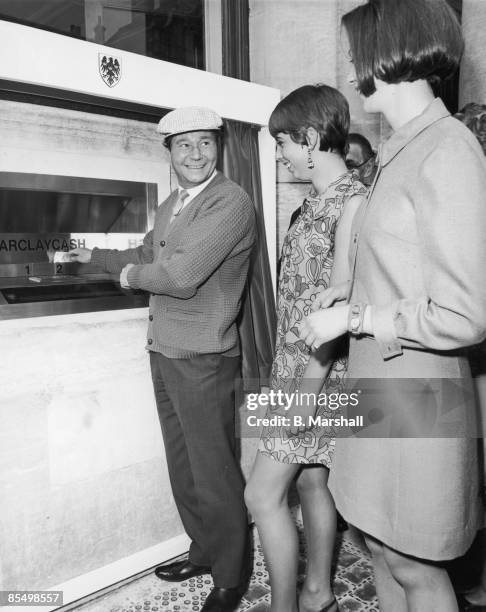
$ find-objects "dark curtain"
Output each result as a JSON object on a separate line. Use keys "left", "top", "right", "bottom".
{"left": 221, "top": 0, "right": 276, "bottom": 389}
{"left": 223, "top": 120, "right": 276, "bottom": 390}
{"left": 222, "top": 0, "right": 250, "bottom": 82}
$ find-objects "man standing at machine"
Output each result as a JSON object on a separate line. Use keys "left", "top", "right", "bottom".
{"left": 70, "top": 106, "right": 255, "bottom": 612}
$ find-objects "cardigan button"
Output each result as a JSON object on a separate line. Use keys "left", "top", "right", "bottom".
{"left": 148, "top": 338, "right": 153, "bottom": 345}
{"left": 160, "top": 240, "right": 166, "bottom": 247}
{"left": 149, "top": 315, "right": 153, "bottom": 321}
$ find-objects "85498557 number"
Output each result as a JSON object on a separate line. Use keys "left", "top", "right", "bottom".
{"left": 0, "top": 591, "right": 63, "bottom": 606}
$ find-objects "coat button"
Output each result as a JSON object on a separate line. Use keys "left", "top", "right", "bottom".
{"left": 149, "top": 315, "right": 153, "bottom": 321}
{"left": 160, "top": 240, "right": 166, "bottom": 247}
{"left": 148, "top": 338, "right": 153, "bottom": 345}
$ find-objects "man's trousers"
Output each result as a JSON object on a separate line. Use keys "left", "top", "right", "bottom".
{"left": 150, "top": 351, "right": 249, "bottom": 588}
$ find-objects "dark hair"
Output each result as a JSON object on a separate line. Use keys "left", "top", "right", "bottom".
{"left": 342, "top": 0, "right": 464, "bottom": 97}
{"left": 164, "top": 129, "right": 222, "bottom": 150}
{"left": 268, "top": 84, "right": 350, "bottom": 157}
{"left": 347, "top": 133, "right": 374, "bottom": 160}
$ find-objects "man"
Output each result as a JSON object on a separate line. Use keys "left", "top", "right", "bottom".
{"left": 345, "top": 132, "right": 377, "bottom": 186}
{"left": 70, "top": 107, "right": 256, "bottom": 612}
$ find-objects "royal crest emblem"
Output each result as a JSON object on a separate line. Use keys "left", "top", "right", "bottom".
{"left": 98, "top": 53, "right": 121, "bottom": 87}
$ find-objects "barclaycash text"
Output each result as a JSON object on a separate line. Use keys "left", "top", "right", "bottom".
{"left": 0, "top": 238, "right": 86, "bottom": 252}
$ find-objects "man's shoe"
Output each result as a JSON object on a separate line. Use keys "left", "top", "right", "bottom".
{"left": 200, "top": 586, "right": 244, "bottom": 612}
{"left": 154, "top": 559, "right": 211, "bottom": 582}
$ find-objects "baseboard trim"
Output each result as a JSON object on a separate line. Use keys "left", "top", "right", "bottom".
{"left": 4, "top": 534, "right": 191, "bottom": 612}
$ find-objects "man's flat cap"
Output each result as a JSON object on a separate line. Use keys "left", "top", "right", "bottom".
{"left": 157, "top": 106, "right": 223, "bottom": 144}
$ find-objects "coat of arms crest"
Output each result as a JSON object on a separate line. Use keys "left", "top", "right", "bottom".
{"left": 98, "top": 53, "right": 121, "bottom": 87}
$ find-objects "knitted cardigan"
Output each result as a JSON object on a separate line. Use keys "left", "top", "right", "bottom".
{"left": 91, "top": 172, "right": 256, "bottom": 357}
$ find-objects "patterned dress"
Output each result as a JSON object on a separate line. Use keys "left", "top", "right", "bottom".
{"left": 258, "top": 172, "right": 367, "bottom": 466}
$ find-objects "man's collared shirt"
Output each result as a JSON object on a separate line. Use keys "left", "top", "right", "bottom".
{"left": 176, "top": 169, "right": 217, "bottom": 213}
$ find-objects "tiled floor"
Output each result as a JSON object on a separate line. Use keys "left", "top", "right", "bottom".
{"left": 76, "top": 511, "right": 379, "bottom": 612}
{"left": 72, "top": 508, "right": 486, "bottom": 612}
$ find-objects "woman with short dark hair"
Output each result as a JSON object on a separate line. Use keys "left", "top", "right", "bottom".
{"left": 245, "top": 84, "right": 366, "bottom": 612}
{"left": 268, "top": 84, "right": 350, "bottom": 158}
{"left": 301, "top": 1, "right": 486, "bottom": 610}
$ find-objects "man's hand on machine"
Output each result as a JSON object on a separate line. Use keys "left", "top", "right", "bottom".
{"left": 67, "top": 248, "right": 93, "bottom": 263}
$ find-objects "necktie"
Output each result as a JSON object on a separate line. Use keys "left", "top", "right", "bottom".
{"left": 171, "top": 189, "right": 189, "bottom": 221}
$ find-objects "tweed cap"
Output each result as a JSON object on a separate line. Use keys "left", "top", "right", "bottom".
{"left": 157, "top": 106, "right": 223, "bottom": 144}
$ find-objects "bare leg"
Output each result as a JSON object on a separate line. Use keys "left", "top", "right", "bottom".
{"left": 365, "top": 534, "right": 458, "bottom": 612}
{"left": 245, "top": 452, "right": 300, "bottom": 612}
{"left": 382, "top": 543, "right": 458, "bottom": 612}
{"left": 363, "top": 535, "right": 407, "bottom": 612}
{"left": 297, "top": 466, "right": 336, "bottom": 612}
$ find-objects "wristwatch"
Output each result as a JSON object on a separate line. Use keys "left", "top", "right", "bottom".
{"left": 348, "top": 303, "right": 365, "bottom": 336}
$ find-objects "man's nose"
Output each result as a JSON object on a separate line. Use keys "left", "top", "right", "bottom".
{"left": 189, "top": 145, "right": 203, "bottom": 159}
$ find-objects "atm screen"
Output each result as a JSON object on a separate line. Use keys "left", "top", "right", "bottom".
{"left": 0, "top": 172, "right": 157, "bottom": 319}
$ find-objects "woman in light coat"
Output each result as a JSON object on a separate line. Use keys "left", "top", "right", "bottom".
{"left": 300, "top": 0, "right": 486, "bottom": 610}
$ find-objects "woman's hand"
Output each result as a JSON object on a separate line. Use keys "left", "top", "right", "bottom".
{"left": 311, "top": 281, "right": 350, "bottom": 311}
{"left": 300, "top": 305, "right": 349, "bottom": 350}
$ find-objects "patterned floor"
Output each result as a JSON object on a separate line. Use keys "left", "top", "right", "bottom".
{"left": 75, "top": 512, "right": 379, "bottom": 612}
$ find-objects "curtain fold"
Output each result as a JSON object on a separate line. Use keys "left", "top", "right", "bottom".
{"left": 222, "top": 0, "right": 250, "bottom": 82}
{"left": 223, "top": 120, "right": 276, "bottom": 390}
{"left": 221, "top": 0, "right": 276, "bottom": 390}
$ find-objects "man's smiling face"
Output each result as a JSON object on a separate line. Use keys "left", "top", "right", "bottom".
{"left": 169, "top": 130, "right": 218, "bottom": 188}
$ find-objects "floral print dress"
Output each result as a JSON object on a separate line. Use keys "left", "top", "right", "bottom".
{"left": 258, "top": 172, "right": 367, "bottom": 466}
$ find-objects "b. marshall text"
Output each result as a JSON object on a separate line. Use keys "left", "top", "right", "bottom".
{"left": 247, "top": 415, "right": 364, "bottom": 428}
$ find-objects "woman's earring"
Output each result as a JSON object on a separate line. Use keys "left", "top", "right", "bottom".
{"left": 307, "top": 147, "right": 315, "bottom": 170}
